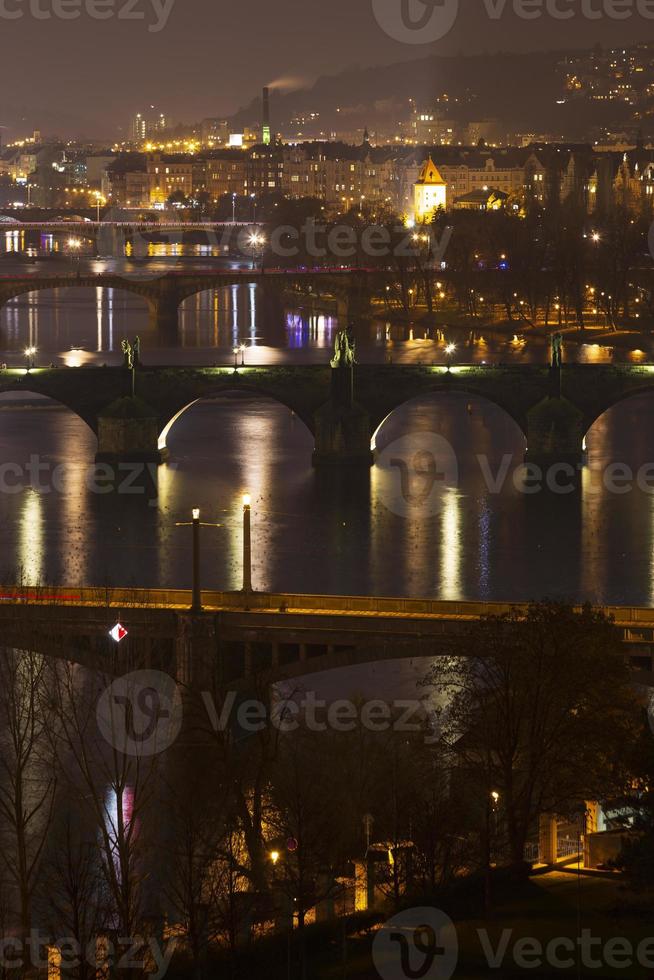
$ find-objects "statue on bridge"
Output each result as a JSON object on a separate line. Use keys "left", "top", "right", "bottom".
{"left": 551, "top": 332, "right": 563, "bottom": 368}
{"left": 330, "top": 328, "right": 356, "bottom": 369}
{"left": 121, "top": 336, "right": 142, "bottom": 370}
{"left": 121, "top": 339, "right": 134, "bottom": 369}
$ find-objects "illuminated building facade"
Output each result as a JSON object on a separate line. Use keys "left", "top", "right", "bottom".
{"left": 413, "top": 156, "right": 447, "bottom": 221}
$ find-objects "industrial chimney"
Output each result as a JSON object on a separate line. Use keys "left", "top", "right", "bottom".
{"left": 262, "top": 87, "right": 271, "bottom": 146}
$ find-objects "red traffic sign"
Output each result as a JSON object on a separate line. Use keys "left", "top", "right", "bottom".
{"left": 287, "top": 837, "right": 298, "bottom": 852}
{"left": 109, "top": 623, "right": 128, "bottom": 643}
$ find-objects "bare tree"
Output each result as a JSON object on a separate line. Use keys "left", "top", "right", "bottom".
{"left": 38, "top": 805, "right": 106, "bottom": 980}
{"left": 425, "top": 601, "right": 640, "bottom": 867}
{"left": 0, "top": 649, "right": 58, "bottom": 942}
{"left": 50, "top": 663, "right": 161, "bottom": 969}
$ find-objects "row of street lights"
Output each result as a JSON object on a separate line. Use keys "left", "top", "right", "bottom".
{"left": 180, "top": 494, "right": 253, "bottom": 612}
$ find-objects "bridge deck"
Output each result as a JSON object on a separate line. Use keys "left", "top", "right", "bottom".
{"left": 0, "top": 586, "right": 652, "bottom": 631}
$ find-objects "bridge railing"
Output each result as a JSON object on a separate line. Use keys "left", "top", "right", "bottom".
{"left": 0, "top": 586, "right": 653, "bottom": 628}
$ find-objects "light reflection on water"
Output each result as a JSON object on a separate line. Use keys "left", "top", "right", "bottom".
{"left": 0, "top": 270, "right": 651, "bottom": 367}
{"left": 0, "top": 389, "right": 652, "bottom": 604}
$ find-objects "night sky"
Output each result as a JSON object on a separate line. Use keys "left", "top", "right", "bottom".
{"left": 3, "top": 0, "right": 654, "bottom": 137}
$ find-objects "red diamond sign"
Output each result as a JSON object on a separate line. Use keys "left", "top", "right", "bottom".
{"left": 109, "top": 623, "right": 128, "bottom": 643}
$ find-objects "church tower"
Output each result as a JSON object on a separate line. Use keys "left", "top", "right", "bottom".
{"left": 414, "top": 156, "right": 447, "bottom": 221}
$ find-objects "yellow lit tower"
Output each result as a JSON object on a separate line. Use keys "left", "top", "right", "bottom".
{"left": 414, "top": 156, "right": 447, "bottom": 222}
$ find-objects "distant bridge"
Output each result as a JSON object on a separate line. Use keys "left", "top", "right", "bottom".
{"left": 1, "top": 220, "right": 262, "bottom": 231}
{"left": 0, "top": 587, "right": 651, "bottom": 685}
{"left": 0, "top": 268, "right": 378, "bottom": 333}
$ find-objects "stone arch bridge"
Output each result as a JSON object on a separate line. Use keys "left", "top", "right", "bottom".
{"left": 0, "top": 269, "right": 383, "bottom": 336}
{"left": 2, "top": 361, "right": 654, "bottom": 467}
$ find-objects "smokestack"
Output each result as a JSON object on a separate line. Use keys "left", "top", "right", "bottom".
{"left": 262, "top": 87, "right": 271, "bottom": 146}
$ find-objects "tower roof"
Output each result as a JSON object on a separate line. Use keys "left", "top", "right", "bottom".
{"left": 416, "top": 156, "right": 445, "bottom": 185}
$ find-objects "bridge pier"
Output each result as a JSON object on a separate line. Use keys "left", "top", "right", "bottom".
{"left": 175, "top": 612, "right": 218, "bottom": 689}
{"left": 260, "top": 282, "right": 287, "bottom": 344}
{"left": 96, "top": 396, "right": 165, "bottom": 467}
{"left": 345, "top": 276, "right": 372, "bottom": 323}
{"left": 148, "top": 298, "right": 180, "bottom": 341}
{"left": 312, "top": 349, "right": 373, "bottom": 466}
{"left": 526, "top": 396, "right": 584, "bottom": 470}
{"left": 313, "top": 402, "right": 372, "bottom": 466}
{"left": 144, "top": 278, "right": 186, "bottom": 341}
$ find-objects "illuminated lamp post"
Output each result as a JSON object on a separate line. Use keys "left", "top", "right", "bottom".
{"left": 248, "top": 232, "right": 265, "bottom": 271}
{"left": 242, "top": 493, "right": 252, "bottom": 594}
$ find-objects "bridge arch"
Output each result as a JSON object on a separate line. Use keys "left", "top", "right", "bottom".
{"left": 0, "top": 280, "right": 156, "bottom": 325}
{"left": 0, "top": 386, "right": 98, "bottom": 436}
{"left": 370, "top": 385, "right": 528, "bottom": 454}
{"left": 583, "top": 385, "right": 654, "bottom": 455}
{"left": 158, "top": 386, "right": 316, "bottom": 455}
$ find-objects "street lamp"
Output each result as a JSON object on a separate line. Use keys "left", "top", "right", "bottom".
{"left": 248, "top": 232, "right": 265, "bottom": 271}
{"left": 242, "top": 493, "right": 252, "bottom": 594}
{"left": 191, "top": 508, "right": 201, "bottom": 611}
{"left": 250, "top": 192, "right": 256, "bottom": 223}
{"left": 270, "top": 850, "right": 280, "bottom": 865}
{"left": 24, "top": 346, "right": 36, "bottom": 370}
{"left": 175, "top": 508, "right": 223, "bottom": 612}
{"left": 445, "top": 342, "right": 456, "bottom": 370}
{"left": 232, "top": 346, "right": 239, "bottom": 370}
{"left": 93, "top": 191, "right": 105, "bottom": 222}
{"left": 67, "top": 237, "right": 81, "bottom": 272}
{"left": 239, "top": 343, "right": 246, "bottom": 366}
{"left": 232, "top": 192, "right": 237, "bottom": 224}
{"left": 175, "top": 508, "right": 202, "bottom": 611}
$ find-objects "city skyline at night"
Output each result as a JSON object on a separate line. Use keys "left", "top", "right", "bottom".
{"left": 3, "top": 1, "right": 654, "bottom": 978}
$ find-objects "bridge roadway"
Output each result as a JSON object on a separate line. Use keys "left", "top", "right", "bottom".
{"left": 0, "top": 587, "right": 652, "bottom": 685}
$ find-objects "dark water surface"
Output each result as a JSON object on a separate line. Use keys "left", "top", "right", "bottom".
{"left": 0, "top": 387, "right": 652, "bottom": 606}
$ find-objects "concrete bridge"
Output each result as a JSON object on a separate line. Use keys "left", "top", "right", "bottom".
{"left": 0, "top": 587, "right": 652, "bottom": 686}
{"left": 2, "top": 361, "right": 654, "bottom": 467}
{"left": 0, "top": 269, "right": 379, "bottom": 335}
